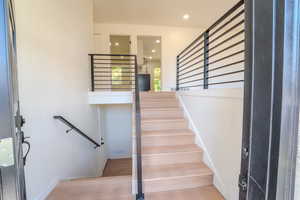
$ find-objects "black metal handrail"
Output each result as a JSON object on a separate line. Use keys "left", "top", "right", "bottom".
{"left": 53, "top": 116, "right": 103, "bottom": 148}
{"left": 89, "top": 54, "right": 136, "bottom": 91}
{"left": 177, "top": 0, "right": 245, "bottom": 90}
{"left": 88, "top": 54, "right": 144, "bottom": 199}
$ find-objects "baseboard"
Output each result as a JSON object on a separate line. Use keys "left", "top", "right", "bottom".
{"left": 34, "top": 177, "right": 59, "bottom": 200}
{"left": 176, "top": 93, "right": 228, "bottom": 199}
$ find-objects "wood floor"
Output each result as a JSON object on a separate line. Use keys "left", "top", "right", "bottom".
{"left": 103, "top": 158, "right": 132, "bottom": 177}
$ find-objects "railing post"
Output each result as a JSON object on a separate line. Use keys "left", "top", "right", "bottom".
{"left": 204, "top": 31, "right": 209, "bottom": 89}
{"left": 176, "top": 56, "right": 179, "bottom": 91}
{"left": 90, "top": 55, "right": 95, "bottom": 91}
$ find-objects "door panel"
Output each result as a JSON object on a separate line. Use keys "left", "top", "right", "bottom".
{"left": 0, "top": 0, "right": 27, "bottom": 199}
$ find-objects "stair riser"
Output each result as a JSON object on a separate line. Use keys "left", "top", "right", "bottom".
{"left": 141, "top": 93, "right": 176, "bottom": 99}
{"left": 141, "top": 102, "right": 179, "bottom": 108}
{"left": 142, "top": 152, "right": 203, "bottom": 166}
{"left": 141, "top": 121, "right": 188, "bottom": 131}
{"left": 142, "top": 135, "right": 195, "bottom": 146}
{"left": 142, "top": 110, "right": 184, "bottom": 119}
{"left": 144, "top": 175, "right": 213, "bottom": 193}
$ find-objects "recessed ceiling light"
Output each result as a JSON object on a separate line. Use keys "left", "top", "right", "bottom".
{"left": 152, "top": 49, "right": 156, "bottom": 53}
{"left": 115, "top": 42, "right": 119, "bottom": 46}
{"left": 149, "top": 56, "right": 153, "bottom": 60}
{"left": 156, "top": 40, "right": 161, "bottom": 44}
{"left": 183, "top": 14, "right": 190, "bottom": 20}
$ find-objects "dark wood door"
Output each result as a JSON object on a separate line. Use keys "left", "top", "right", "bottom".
{"left": 0, "top": 0, "right": 27, "bottom": 199}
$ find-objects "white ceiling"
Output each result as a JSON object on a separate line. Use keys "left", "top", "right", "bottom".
{"left": 93, "top": 0, "right": 238, "bottom": 28}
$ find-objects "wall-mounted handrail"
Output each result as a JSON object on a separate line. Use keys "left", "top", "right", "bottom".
{"left": 53, "top": 116, "right": 102, "bottom": 148}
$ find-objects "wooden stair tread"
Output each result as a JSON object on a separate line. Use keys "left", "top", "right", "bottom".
{"left": 142, "top": 144, "right": 201, "bottom": 155}
{"left": 142, "top": 129, "right": 194, "bottom": 136}
{"left": 47, "top": 176, "right": 132, "bottom": 200}
{"left": 145, "top": 186, "right": 224, "bottom": 200}
{"left": 143, "top": 162, "right": 212, "bottom": 180}
{"left": 142, "top": 118, "right": 186, "bottom": 123}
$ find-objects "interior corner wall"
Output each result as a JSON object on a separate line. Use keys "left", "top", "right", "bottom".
{"left": 14, "top": 0, "right": 106, "bottom": 199}
{"left": 92, "top": 23, "right": 201, "bottom": 91}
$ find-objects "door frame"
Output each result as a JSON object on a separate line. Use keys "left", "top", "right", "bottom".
{"left": 240, "top": 0, "right": 300, "bottom": 199}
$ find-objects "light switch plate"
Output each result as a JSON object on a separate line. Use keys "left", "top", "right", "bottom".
{"left": 0, "top": 137, "right": 14, "bottom": 167}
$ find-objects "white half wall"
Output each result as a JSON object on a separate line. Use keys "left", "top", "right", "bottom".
{"left": 177, "top": 89, "right": 243, "bottom": 200}
{"left": 15, "top": 0, "right": 106, "bottom": 199}
{"left": 93, "top": 23, "right": 201, "bottom": 91}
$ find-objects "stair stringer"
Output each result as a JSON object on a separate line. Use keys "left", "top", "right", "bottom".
{"left": 176, "top": 93, "right": 227, "bottom": 199}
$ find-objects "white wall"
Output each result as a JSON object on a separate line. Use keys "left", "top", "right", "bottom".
{"left": 102, "top": 105, "right": 132, "bottom": 159}
{"left": 15, "top": 0, "right": 106, "bottom": 199}
{"left": 178, "top": 89, "right": 243, "bottom": 200}
{"left": 93, "top": 23, "right": 201, "bottom": 90}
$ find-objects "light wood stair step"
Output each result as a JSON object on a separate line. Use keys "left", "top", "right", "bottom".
{"left": 142, "top": 133, "right": 195, "bottom": 146}
{"left": 141, "top": 119, "right": 188, "bottom": 131}
{"left": 142, "top": 129, "right": 194, "bottom": 136}
{"left": 141, "top": 107, "right": 184, "bottom": 119}
{"left": 145, "top": 186, "right": 224, "bottom": 200}
{"left": 140, "top": 92, "right": 176, "bottom": 99}
{"left": 141, "top": 101, "right": 180, "bottom": 108}
{"left": 142, "top": 144, "right": 203, "bottom": 166}
{"left": 47, "top": 176, "right": 132, "bottom": 200}
{"left": 143, "top": 162, "right": 213, "bottom": 193}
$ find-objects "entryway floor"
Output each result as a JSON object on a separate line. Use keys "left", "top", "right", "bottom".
{"left": 103, "top": 158, "right": 132, "bottom": 177}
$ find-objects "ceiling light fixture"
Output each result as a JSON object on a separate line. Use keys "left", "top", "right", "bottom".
{"left": 149, "top": 56, "right": 153, "bottom": 60}
{"left": 115, "top": 42, "right": 119, "bottom": 46}
{"left": 152, "top": 49, "right": 156, "bottom": 53}
{"left": 183, "top": 14, "right": 190, "bottom": 20}
{"left": 156, "top": 40, "right": 161, "bottom": 44}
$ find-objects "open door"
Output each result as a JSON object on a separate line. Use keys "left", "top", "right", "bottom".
{"left": 239, "top": 0, "right": 300, "bottom": 199}
{"left": 0, "top": 0, "right": 28, "bottom": 199}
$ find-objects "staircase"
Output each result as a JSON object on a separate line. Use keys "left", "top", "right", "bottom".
{"left": 140, "top": 91, "right": 224, "bottom": 199}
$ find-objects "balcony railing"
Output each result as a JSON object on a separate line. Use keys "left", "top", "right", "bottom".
{"left": 177, "top": 0, "right": 245, "bottom": 90}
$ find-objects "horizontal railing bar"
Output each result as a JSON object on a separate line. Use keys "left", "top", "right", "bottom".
{"left": 178, "top": 53, "right": 203, "bottom": 69}
{"left": 180, "top": 78, "right": 205, "bottom": 85}
{"left": 208, "top": 79, "right": 244, "bottom": 86}
{"left": 178, "top": 72, "right": 204, "bottom": 81}
{"left": 209, "top": 30, "right": 245, "bottom": 52}
{"left": 94, "top": 63, "right": 135, "bottom": 65}
{"left": 94, "top": 71, "right": 135, "bottom": 74}
{"left": 207, "top": 69, "right": 244, "bottom": 79}
{"left": 179, "top": 66, "right": 204, "bottom": 77}
{"left": 95, "top": 79, "right": 135, "bottom": 82}
{"left": 207, "top": 50, "right": 245, "bottom": 66}
{"left": 178, "top": 47, "right": 204, "bottom": 65}
{"left": 95, "top": 84, "right": 134, "bottom": 86}
{"left": 94, "top": 75, "right": 135, "bottom": 78}
{"left": 179, "top": 39, "right": 205, "bottom": 60}
{"left": 179, "top": 84, "right": 204, "bottom": 89}
{"left": 207, "top": 0, "right": 244, "bottom": 32}
{"left": 94, "top": 59, "right": 135, "bottom": 61}
{"left": 94, "top": 67, "right": 135, "bottom": 69}
{"left": 209, "top": 20, "right": 245, "bottom": 45}
{"left": 178, "top": 33, "right": 205, "bottom": 58}
{"left": 209, "top": 10, "right": 245, "bottom": 38}
{"left": 208, "top": 40, "right": 245, "bottom": 60}
{"left": 179, "top": 60, "right": 203, "bottom": 73}
{"left": 89, "top": 54, "right": 136, "bottom": 57}
{"left": 207, "top": 60, "right": 244, "bottom": 73}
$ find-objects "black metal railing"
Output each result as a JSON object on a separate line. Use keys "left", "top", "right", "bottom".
{"left": 88, "top": 54, "right": 144, "bottom": 199}
{"left": 89, "top": 54, "right": 136, "bottom": 91}
{"left": 177, "top": 0, "right": 245, "bottom": 90}
{"left": 53, "top": 116, "right": 103, "bottom": 148}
